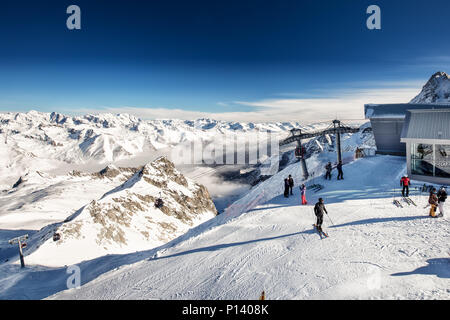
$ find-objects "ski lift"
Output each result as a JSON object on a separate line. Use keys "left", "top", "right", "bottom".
{"left": 294, "top": 146, "right": 305, "bottom": 159}
{"left": 155, "top": 198, "right": 164, "bottom": 208}
{"left": 21, "top": 243, "right": 27, "bottom": 249}
{"left": 53, "top": 232, "right": 61, "bottom": 242}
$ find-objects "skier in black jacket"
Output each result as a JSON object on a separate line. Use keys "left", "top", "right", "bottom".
{"left": 284, "top": 178, "right": 290, "bottom": 198}
{"left": 437, "top": 186, "right": 447, "bottom": 217}
{"left": 314, "top": 198, "right": 328, "bottom": 232}
{"left": 288, "top": 175, "right": 294, "bottom": 195}
{"left": 336, "top": 161, "right": 344, "bottom": 180}
{"left": 325, "top": 162, "right": 332, "bottom": 180}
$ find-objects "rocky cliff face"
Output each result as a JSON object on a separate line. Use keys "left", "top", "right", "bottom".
{"left": 410, "top": 71, "right": 450, "bottom": 104}
{"left": 25, "top": 157, "right": 217, "bottom": 267}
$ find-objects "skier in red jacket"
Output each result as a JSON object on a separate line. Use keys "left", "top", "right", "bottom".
{"left": 400, "top": 175, "right": 410, "bottom": 197}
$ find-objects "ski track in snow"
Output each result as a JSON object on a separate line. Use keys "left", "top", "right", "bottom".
{"left": 29, "top": 156, "right": 449, "bottom": 300}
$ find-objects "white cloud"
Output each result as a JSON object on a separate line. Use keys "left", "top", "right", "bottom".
{"left": 72, "top": 86, "right": 421, "bottom": 123}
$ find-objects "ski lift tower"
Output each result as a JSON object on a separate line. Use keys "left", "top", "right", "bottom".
{"left": 333, "top": 120, "right": 343, "bottom": 164}
{"left": 331, "top": 119, "right": 360, "bottom": 164}
{"left": 280, "top": 128, "right": 312, "bottom": 180}
{"left": 8, "top": 234, "right": 28, "bottom": 268}
{"left": 280, "top": 120, "right": 360, "bottom": 181}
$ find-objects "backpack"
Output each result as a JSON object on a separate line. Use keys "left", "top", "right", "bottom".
{"left": 429, "top": 194, "right": 437, "bottom": 205}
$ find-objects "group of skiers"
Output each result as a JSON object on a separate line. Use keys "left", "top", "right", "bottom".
{"left": 428, "top": 186, "right": 447, "bottom": 218}
{"left": 283, "top": 175, "right": 308, "bottom": 205}
{"left": 281, "top": 162, "right": 447, "bottom": 237}
{"left": 283, "top": 175, "right": 294, "bottom": 197}
{"left": 325, "top": 161, "right": 344, "bottom": 180}
{"left": 400, "top": 174, "right": 447, "bottom": 218}
{"left": 282, "top": 176, "right": 326, "bottom": 232}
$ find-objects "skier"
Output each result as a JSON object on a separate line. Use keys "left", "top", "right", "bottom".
{"left": 400, "top": 175, "right": 410, "bottom": 197}
{"left": 325, "top": 162, "right": 332, "bottom": 180}
{"left": 288, "top": 175, "right": 294, "bottom": 195}
{"left": 428, "top": 188, "right": 439, "bottom": 217}
{"left": 437, "top": 186, "right": 447, "bottom": 217}
{"left": 336, "top": 161, "right": 344, "bottom": 180}
{"left": 300, "top": 184, "right": 307, "bottom": 205}
{"left": 314, "top": 198, "right": 328, "bottom": 232}
{"left": 284, "top": 178, "right": 290, "bottom": 198}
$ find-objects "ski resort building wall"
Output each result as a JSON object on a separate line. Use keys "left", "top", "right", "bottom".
{"left": 365, "top": 103, "right": 450, "bottom": 157}
{"left": 401, "top": 109, "right": 450, "bottom": 185}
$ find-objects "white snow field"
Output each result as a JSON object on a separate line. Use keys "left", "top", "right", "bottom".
{"left": 19, "top": 155, "right": 443, "bottom": 300}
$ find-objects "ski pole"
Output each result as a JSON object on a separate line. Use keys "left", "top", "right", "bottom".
{"left": 326, "top": 212, "right": 335, "bottom": 226}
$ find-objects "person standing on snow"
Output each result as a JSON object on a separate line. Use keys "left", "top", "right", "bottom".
{"left": 336, "top": 161, "right": 344, "bottom": 180}
{"left": 400, "top": 175, "right": 410, "bottom": 197}
{"left": 300, "top": 184, "right": 307, "bottom": 205}
{"left": 288, "top": 175, "right": 294, "bottom": 195}
{"left": 284, "top": 178, "right": 290, "bottom": 198}
{"left": 437, "top": 186, "right": 447, "bottom": 217}
{"left": 428, "top": 188, "right": 439, "bottom": 217}
{"left": 325, "top": 162, "right": 332, "bottom": 180}
{"left": 314, "top": 198, "right": 328, "bottom": 232}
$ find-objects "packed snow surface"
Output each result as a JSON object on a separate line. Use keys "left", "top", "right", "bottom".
{"left": 2, "top": 155, "right": 447, "bottom": 300}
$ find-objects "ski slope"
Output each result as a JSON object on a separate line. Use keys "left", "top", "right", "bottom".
{"left": 40, "top": 155, "right": 449, "bottom": 300}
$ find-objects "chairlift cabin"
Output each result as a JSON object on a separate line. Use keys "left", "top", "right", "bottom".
{"left": 295, "top": 146, "right": 305, "bottom": 159}
{"left": 53, "top": 233, "right": 61, "bottom": 241}
{"left": 154, "top": 198, "right": 164, "bottom": 209}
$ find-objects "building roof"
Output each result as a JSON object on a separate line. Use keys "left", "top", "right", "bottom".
{"left": 401, "top": 109, "right": 450, "bottom": 141}
{"left": 364, "top": 103, "right": 450, "bottom": 119}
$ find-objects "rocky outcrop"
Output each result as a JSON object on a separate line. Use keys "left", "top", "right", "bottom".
{"left": 25, "top": 157, "right": 217, "bottom": 266}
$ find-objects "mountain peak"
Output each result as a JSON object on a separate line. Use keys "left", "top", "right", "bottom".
{"left": 431, "top": 71, "right": 449, "bottom": 79}
{"left": 410, "top": 71, "right": 450, "bottom": 104}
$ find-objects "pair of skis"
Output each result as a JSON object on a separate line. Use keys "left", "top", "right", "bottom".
{"left": 393, "top": 199, "right": 403, "bottom": 208}
{"left": 393, "top": 197, "right": 417, "bottom": 208}
{"left": 402, "top": 196, "right": 417, "bottom": 206}
{"left": 307, "top": 184, "right": 324, "bottom": 193}
{"left": 313, "top": 224, "right": 329, "bottom": 239}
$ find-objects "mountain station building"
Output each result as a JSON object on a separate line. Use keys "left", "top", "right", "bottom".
{"left": 365, "top": 103, "right": 450, "bottom": 185}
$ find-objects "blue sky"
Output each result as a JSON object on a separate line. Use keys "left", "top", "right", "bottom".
{"left": 0, "top": 0, "right": 449, "bottom": 121}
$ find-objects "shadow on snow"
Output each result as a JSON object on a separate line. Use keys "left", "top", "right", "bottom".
{"left": 391, "top": 258, "right": 450, "bottom": 279}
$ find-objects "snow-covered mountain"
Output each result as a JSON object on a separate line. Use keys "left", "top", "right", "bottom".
{"left": 410, "top": 71, "right": 450, "bottom": 104}
{"left": 0, "top": 164, "right": 138, "bottom": 230}
{"left": 13, "top": 157, "right": 217, "bottom": 267}
{"left": 1, "top": 106, "right": 448, "bottom": 300}
{"left": 0, "top": 110, "right": 315, "bottom": 188}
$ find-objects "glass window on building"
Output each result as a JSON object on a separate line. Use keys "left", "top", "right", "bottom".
{"left": 411, "top": 143, "right": 434, "bottom": 176}
{"left": 435, "top": 144, "right": 450, "bottom": 178}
